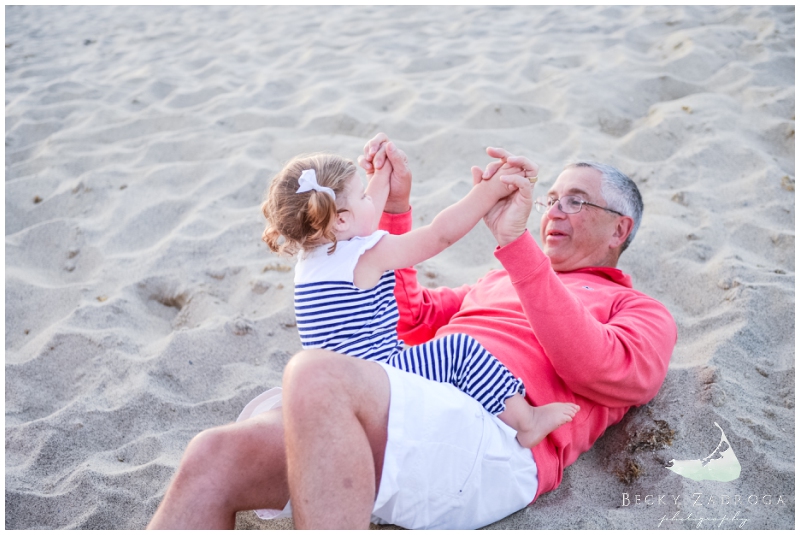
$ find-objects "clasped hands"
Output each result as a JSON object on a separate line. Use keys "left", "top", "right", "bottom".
{"left": 358, "top": 133, "right": 540, "bottom": 247}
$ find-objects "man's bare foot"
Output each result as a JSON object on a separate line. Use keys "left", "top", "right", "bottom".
{"left": 515, "top": 402, "right": 580, "bottom": 449}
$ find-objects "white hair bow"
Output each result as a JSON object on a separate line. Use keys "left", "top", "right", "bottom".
{"left": 295, "top": 169, "right": 336, "bottom": 200}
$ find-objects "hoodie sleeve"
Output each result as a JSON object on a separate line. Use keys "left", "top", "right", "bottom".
{"left": 495, "top": 231, "right": 677, "bottom": 407}
{"left": 379, "top": 209, "right": 471, "bottom": 346}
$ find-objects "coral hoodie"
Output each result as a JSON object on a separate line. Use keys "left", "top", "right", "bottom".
{"left": 380, "top": 210, "right": 677, "bottom": 501}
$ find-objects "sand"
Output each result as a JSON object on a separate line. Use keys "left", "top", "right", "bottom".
{"left": 5, "top": 5, "right": 794, "bottom": 530}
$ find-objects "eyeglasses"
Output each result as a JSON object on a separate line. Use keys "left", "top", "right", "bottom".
{"left": 534, "top": 195, "right": 625, "bottom": 217}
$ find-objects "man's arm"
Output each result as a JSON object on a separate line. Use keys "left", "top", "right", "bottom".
{"left": 480, "top": 149, "right": 675, "bottom": 407}
{"left": 496, "top": 232, "right": 676, "bottom": 407}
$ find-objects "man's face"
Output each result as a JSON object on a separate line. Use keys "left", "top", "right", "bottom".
{"left": 539, "top": 166, "right": 622, "bottom": 272}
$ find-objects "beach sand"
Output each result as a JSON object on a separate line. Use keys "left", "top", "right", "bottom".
{"left": 5, "top": 5, "right": 794, "bottom": 529}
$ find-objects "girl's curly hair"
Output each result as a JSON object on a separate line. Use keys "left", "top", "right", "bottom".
{"left": 262, "top": 153, "right": 356, "bottom": 256}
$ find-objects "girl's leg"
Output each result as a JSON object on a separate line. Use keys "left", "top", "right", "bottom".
{"left": 395, "top": 334, "right": 579, "bottom": 448}
{"left": 500, "top": 393, "right": 580, "bottom": 449}
{"left": 395, "top": 333, "right": 523, "bottom": 414}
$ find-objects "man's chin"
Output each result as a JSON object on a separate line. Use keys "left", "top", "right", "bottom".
{"left": 542, "top": 246, "right": 559, "bottom": 262}
{"left": 542, "top": 241, "right": 565, "bottom": 256}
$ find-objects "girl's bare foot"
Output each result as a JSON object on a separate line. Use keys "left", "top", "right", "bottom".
{"left": 515, "top": 402, "right": 580, "bottom": 449}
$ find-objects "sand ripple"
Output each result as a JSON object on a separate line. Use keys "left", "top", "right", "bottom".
{"left": 6, "top": 5, "right": 794, "bottom": 529}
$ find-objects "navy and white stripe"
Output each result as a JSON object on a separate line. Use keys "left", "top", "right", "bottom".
{"left": 295, "top": 271, "right": 404, "bottom": 362}
{"left": 293, "top": 231, "right": 525, "bottom": 417}
{"left": 394, "top": 334, "right": 524, "bottom": 415}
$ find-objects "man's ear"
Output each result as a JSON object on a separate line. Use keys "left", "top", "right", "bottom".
{"left": 609, "top": 216, "right": 634, "bottom": 249}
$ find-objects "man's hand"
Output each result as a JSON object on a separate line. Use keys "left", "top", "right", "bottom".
{"left": 471, "top": 147, "right": 539, "bottom": 247}
{"left": 358, "top": 133, "right": 412, "bottom": 214}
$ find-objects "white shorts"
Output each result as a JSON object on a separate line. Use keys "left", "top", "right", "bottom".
{"left": 237, "top": 362, "right": 538, "bottom": 529}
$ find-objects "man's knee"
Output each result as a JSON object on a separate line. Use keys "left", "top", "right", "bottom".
{"left": 180, "top": 426, "right": 230, "bottom": 476}
{"left": 282, "top": 350, "right": 387, "bottom": 417}
{"left": 283, "top": 349, "right": 351, "bottom": 402}
{"left": 178, "top": 416, "right": 285, "bottom": 483}
{"left": 181, "top": 425, "right": 256, "bottom": 473}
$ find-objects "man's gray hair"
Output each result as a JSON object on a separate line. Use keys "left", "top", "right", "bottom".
{"left": 571, "top": 162, "right": 643, "bottom": 253}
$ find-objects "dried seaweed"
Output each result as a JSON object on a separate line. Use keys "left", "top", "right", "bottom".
{"left": 627, "top": 419, "right": 675, "bottom": 454}
{"left": 614, "top": 458, "right": 644, "bottom": 484}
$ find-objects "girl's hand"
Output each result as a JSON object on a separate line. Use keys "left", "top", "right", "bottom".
{"left": 482, "top": 147, "right": 540, "bottom": 184}
{"left": 358, "top": 133, "right": 390, "bottom": 176}
{"left": 371, "top": 145, "right": 393, "bottom": 183}
{"left": 471, "top": 164, "right": 523, "bottom": 201}
{"left": 359, "top": 133, "right": 412, "bottom": 214}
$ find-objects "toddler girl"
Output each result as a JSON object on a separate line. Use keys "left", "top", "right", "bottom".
{"left": 261, "top": 149, "right": 578, "bottom": 448}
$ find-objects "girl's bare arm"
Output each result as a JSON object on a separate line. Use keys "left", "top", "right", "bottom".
{"left": 354, "top": 166, "right": 525, "bottom": 288}
{"left": 364, "top": 146, "right": 392, "bottom": 227}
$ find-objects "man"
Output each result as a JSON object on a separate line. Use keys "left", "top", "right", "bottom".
{"left": 147, "top": 134, "right": 676, "bottom": 530}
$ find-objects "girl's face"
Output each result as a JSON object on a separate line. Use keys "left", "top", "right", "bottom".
{"left": 338, "top": 173, "right": 377, "bottom": 239}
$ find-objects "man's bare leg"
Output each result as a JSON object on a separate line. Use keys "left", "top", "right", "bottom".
{"left": 147, "top": 408, "right": 289, "bottom": 529}
{"left": 282, "top": 350, "right": 390, "bottom": 530}
{"left": 147, "top": 349, "right": 389, "bottom": 530}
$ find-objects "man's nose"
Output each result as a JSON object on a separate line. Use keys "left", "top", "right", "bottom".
{"left": 546, "top": 201, "right": 566, "bottom": 219}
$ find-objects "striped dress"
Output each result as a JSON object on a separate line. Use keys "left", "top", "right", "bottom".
{"left": 294, "top": 231, "right": 524, "bottom": 415}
